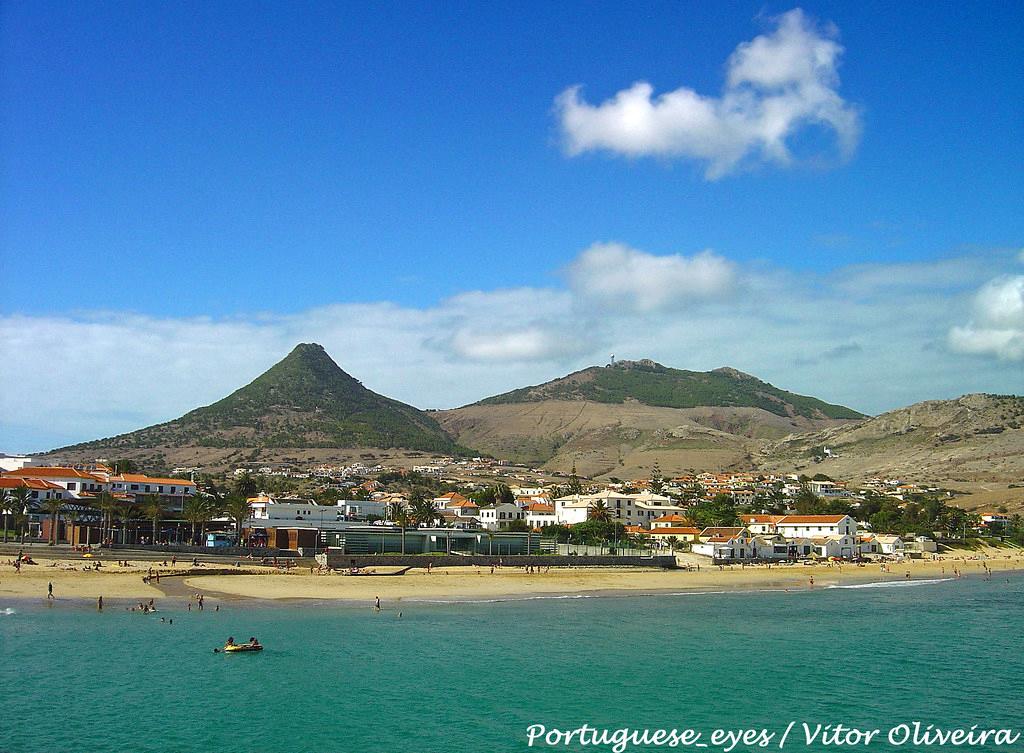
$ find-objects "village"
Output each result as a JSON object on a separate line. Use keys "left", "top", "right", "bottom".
{"left": 1, "top": 452, "right": 1019, "bottom": 563}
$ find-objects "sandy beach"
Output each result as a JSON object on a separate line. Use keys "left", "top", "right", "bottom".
{"left": 2, "top": 547, "right": 1021, "bottom": 606}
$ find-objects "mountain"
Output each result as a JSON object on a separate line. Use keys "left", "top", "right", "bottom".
{"left": 437, "top": 360, "right": 864, "bottom": 477}
{"left": 473, "top": 360, "right": 863, "bottom": 419}
{"left": 56, "top": 343, "right": 463, "bottom": 454}
{"left": 761, "top": 393, "right": 1024, "bottom": 482}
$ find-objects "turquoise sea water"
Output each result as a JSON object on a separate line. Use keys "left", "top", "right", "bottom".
{"left": 2, "top": 575, "right": 1022, "bottom": 753}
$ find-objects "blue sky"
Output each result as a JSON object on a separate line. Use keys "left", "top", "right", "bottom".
{"left": 1, "top": 1, "right": 1022, "bottom": 452}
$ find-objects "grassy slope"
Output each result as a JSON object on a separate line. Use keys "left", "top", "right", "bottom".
{"left": 56, "top": 344, "right": 465, "bottom": 453}
{"left": 474, "top": 361, "right": 864, "bottom": 420}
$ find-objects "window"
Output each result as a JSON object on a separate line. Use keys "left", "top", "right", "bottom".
{"left": 131, "top": 485, "right": 139, "bottom": 491}
{"left": 68, "top": 482, "right": 77, "bottom": 490}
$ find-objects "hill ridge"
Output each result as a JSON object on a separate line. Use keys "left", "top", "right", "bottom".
{"left": 55, "top": 343, "right": 464, "bottom": 453}
{"left": 470, "top": 360, "right": 864, "bottom": 421}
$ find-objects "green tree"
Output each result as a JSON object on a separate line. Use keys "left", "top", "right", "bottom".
{"left": 690, "top": 493, "right": 740, "bottom": 528}
{"left": 112, "top": 459, "right": 141, "bottom": 474}
{"left": 139, "top": 494, "right": 165, "bottom": 544}
{"left": 540, "top": 523, "right": 572, "bottom": 543}
{"left": 115, "top": 502, "right": 138, "bottom": 545}
{"left": 573, "top": 519, "right": 626, "bottom": 544}
{"left": 793, "top": 484, "right": 823, "bottom": 514}
{"left": 8, "top": 487, "right": 32, "bottom": 541}
{"left": 588, "top": 499, "right": 612, "bottom": 523}
{"left": 650, "top": 463, "right": 665, "bottom": 494}
{"left": 183, "top": 495, "right": 216, "bottom": 544}
{"left": 221, "top": 495, "right": 252, "bottom": 545}
{"left": 91, "top": 491, "right": 116, "bottom": 543}
{"left": 0, "top": 487, "right": 11, "bottom": 543}
{"left": 389, "top": 501, "right": 411, "bottom": 554}
{"left": 409, "top": 494, "right": 439, "bottom": 527}
{"left": 12, "top": 507, "right": 30, "bottom": 544}
{"left": 682, "top": 481, "right": 705, "bottom": 505}
{"left": 568, "top": 462, "right": 584, "bottom": 496}
{"left": 234, "top": 472, "right": 259, "bottom": 499}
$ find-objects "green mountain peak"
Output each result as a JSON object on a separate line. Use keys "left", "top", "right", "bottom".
{"left": 58, "top": 343, "right": 465, "bottom": 453}
{"left": 472, "top": 360, "right": 864, "bottom": 420}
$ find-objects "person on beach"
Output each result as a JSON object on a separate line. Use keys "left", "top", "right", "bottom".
{"left": 97, "top": 595, "right": 103, "bottom": 611}
{"left": 374, "top": 596, "right": 381, "bottom": 611}
{"left": 47, "top": 582, "right": 54, "bottom": 599}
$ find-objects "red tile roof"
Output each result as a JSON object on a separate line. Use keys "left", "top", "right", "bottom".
{"left": 777, "top": 515, "right": 848, "bottom": 524}
{"left": 3, "top": 467, "right": 103, "bottom": 481}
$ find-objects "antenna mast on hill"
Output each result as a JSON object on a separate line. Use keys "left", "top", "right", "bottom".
{"left": 609, "top": 354, "right": 615, "bottom": 365}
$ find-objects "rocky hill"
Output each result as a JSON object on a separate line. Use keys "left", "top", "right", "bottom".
{"left": 54, "top": 343, "right": 465, "bottom": 455}
{"left": 761, "top": 393, "right": 1024, "bottom": 482}
{"left": 438, "top": 360, "right": 864, "bottom": 477}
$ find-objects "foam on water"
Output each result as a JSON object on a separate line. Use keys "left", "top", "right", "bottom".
{"left": 1, "top": 607, "right": 15, "bottom": 615}
{"left": 827, "top": 577, "right": 953, "bottom": 589}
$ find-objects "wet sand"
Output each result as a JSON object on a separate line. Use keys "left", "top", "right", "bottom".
{"left": 2, "top": 547, "right": 1020, "bottom": 606}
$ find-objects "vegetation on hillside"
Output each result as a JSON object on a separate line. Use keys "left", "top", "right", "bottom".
{"left": 475, "top": 360, "right": 863, "bottom": 420}
{"left": 56, "top": 343, "right": 471, "bottom": 454}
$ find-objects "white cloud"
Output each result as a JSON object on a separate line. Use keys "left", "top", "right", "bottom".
{"left": 555, "top": 9, "right": 861, "bottom": 178}
{"left": 949, "top": 275, "right": 1024, "bottom": 360}
{"left": 4, "top": 247, "right": 1023, "bottom": 452}
{"left": 565, "top": 242, "right": 736, "bottom": 311}
{"left": 449, "top": 328, "right": 582, "bottom": 361}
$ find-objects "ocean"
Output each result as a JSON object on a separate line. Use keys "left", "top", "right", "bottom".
{"left": 2, "top": 575, "right": 1022, "bottom": 753}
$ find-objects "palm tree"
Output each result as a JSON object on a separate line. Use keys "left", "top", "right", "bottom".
{"left": 9, "top": 487, "right": 31, "bottom": 543}
{"left": 183, "top": 496, "right": 215, "bottom": 545}
{"left": 114, "top": 502, "right": 138, "bottom": 545}
{"left": 139, "top": 494, "right": 165, "bottom": 544}
{"left": 12, "top": 508, "right": 30, "bottom": 544}
{"left": 409, "top": 494, "right": 439, "bottom": 528}
{"left": 41, "top": 496, "right": 66, "bottom": 545}
{"left": 389, "top": 501, "right": 411, "bottom": 554}
{"left": 588, "top": 500, "right": 612, "bottom": 523}
{"left": 234, "top": 472, "right": 259, "bottom": 499}
{"left": 0, "top": 488, "right": 11, "bottom": 544}
{"left": 222, "top": 495, "right": 252, "bottom": 545}
{"left": 93, "top": 491, "right": 118, "bottom": 543}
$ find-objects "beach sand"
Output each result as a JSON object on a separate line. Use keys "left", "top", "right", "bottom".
{"left": 2, "top": 547, "right": 1021, "bottom": 606}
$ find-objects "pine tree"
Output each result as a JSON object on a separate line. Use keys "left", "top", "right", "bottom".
{"left": 568, "top": 462, "right": 583, "bottom": 496}
{"left": 650, "top": 462, "right": 665, "bottom": 494}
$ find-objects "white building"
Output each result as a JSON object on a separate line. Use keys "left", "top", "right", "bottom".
{"left": 808, "top": 480, "right": 848, "bottom": 497}
{"left": 553, "top": 490, "right": 685, "bottom": 528}
{"left": 553, "top": 495, "right": 592, "bottom": 525}
{"left": 0, "top": 454, "right": 38, "bottom": 472}
{"left": 772, "top": 515, "right": 857, "bottom": 540}
{"left": 874, "top": 534, "right": 906, "bottom": 556}
{"left": 524, "top": 502, "right": 556, "bottom": 530}
{"left": 2, "top": 466, "right": 108, "bottom": 499}
{"left": 478, "top": 502, "right": 525, "bottom": 530}
{"left": 692, "top": 527, "right": 753, "bottom": 560}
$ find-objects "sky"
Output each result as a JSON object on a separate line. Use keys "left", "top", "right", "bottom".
{"left": 1, "top": 1, "right": 1022, "bottom": 452}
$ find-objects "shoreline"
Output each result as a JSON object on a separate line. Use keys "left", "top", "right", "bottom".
{"left": 3, "top": 549, "right": 1021, "bottom": 609}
